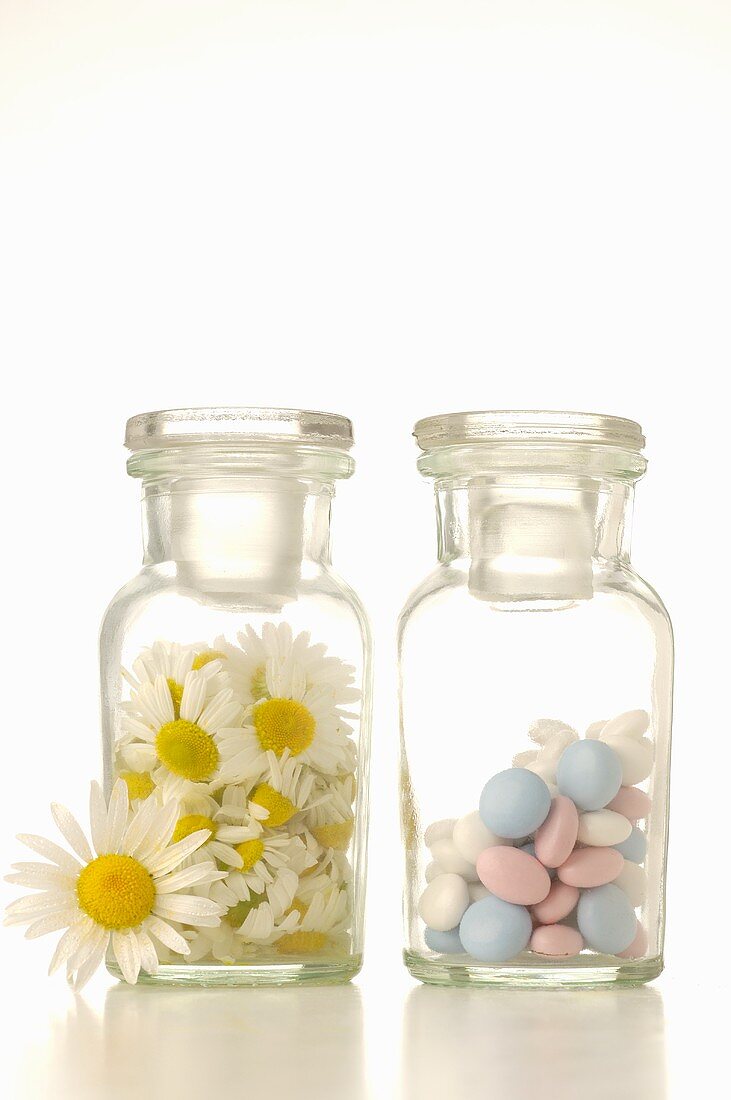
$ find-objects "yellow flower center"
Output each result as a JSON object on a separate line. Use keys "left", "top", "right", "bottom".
{"left": 119, "top": 771, "right": 155, "bottom": 801}
{"left": 253, "top": 698, "right": 315, "bottom": 757}
{"left": 166, "top": 678, "right": 184, "bottom": 717}
{"left": 249, "top": 664, "right": 269, "bottom": 701}
{"left": 285, "top": 897, "right": 309, "bottom": 919}
{"left": 276, "top": 931, "right": 328, "bottom": 955}
{"left": 172, "top": 814, "right": 217, "bottom": 845}
{"left": 76, "top": 854, "right": 155, "bottom": 930}
{"left": 249, "top": 783, "right": 297, "bottom": 827}
{"left": 235, "top": 838, "right": 265, "bottom": 872}
{"left": 223, "top": 892, "right": 265, "bottom": 927}
{"left": 155, "top": 719, "right": 219, "bottom": 781}
{"left": 312, "top": 820, "right": 354, "bottom": 852}
{"left": 192, "top": 650, "right": 224, "bottom": 671}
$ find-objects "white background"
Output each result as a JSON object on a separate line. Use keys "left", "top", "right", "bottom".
{"left": 1, "top": 2, "right": 729, "bottom": 1097}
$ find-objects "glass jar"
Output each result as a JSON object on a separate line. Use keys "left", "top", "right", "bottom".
{"left": 100, "top": 407, "right": 372, "bottom": 986}
{"left": 399, "top": 411, "right": 673, "bottom": 987}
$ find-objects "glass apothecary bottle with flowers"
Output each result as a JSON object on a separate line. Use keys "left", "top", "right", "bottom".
{"left": 399, "top": 411, "right": 673, "bottom": 987}
{"left": 99, "top": 407, "right": 372, "bottom": 986}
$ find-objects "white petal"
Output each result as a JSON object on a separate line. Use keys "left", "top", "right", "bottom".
{"left": 120, "top": 796, "right": 160, "bottom": 857}
{"left": 105, "top": 781, "right": 130, "bottom": 853}
{"left": 66, "top": 922, "right": 107, "bottom": 972}
{"left": 49, "top": 805, "right": 94, "bottom": 864}
{"left": 6, "top": 866, "right": 75, "bottom": 890}
{"left": 89, "top": 782, "right": 108, "bottom": 856}
{"left": 24, "top": 909, "right": 77, "bottom": 939}
{"left": 135, "top": 800, "right": 179, "bottom": 862}
{"left": 17, "top": 832, "right": 83, "bottom": 875}
{"left": 152, "top": 894, "right": 223, "bottom": 922}
{"left": 145, "top": 915, "right": 191, "bottom": 955}
{"left": 155, "top": 862, "right": 223, "bottom": 893}
{"left": 48, "top": 919, "right": 92, "bottom": 975}
{"left": 146, "top": 830, "right": 211, "bottom": 876}
{"left": 112, "top": 929, "right": 141, "bottom": 984}
{"left": 208, "top": 841, "right": 243, "bottom": 868}
{"left": 135, "top": 928, "right": 159, "bottom": 975}
{"left": 180, "top": 672, "right": 206, "bottom": 723}
{"left": 5, "top": 890, "right": 77, "bottom": 922}
{"left": 68, "top": 936, "right": 109, "bottom": 991}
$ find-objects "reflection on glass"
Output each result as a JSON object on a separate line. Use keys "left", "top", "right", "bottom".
{"left": 401, "top": 985, "right": 667, "bottom": 1100}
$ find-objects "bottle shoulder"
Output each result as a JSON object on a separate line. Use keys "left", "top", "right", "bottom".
{"left": 398, "top": 560, "right": 673, "bottom": 642}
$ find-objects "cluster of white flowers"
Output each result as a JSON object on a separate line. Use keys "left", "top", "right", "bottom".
{"left": 4, "top": 624, "right": 360, "bottom": 986}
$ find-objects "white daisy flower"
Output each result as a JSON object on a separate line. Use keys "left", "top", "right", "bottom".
{"left": 218, "top": 623, "right": 360, "bottom": 710}
{"left": 232, "top": 899, "right": 300, "bottom": 946}
{"left": 216, "top": 656, "right": 355, "bottom": 784}
{"left": 120, "top": 672, "right": 242, "bottom": 801}
{"left": 245, "top": 750, "right": 326, "bottom": 828}
{"left": 305, "top": 775, "right": 356, "bottom": 852}
{"left": 4, "top": 780, "right": 226, "bottom": 988}
{"left": 275, "top": 885, "right": 350, "bottom": 956}
{"left": 168, "top": 810, "right": 254, "bottom": 870}
{"left": 184, "top": 923, "right": 248, "bottom": 964}
{"left": 123, "top": 641, "right": 228, "bottom": 713}
{"left": 208, "top": 829, "right": 306, "bottom": 919}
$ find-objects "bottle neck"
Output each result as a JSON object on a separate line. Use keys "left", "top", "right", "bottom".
{"left": 435, "top": 477, "right": 635, "bottom": 601}
{"left": 140, "top": 475, "right": 334, "bottom": 601}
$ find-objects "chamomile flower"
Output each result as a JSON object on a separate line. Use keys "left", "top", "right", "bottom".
{"left": 275, "top": 886, "right": 350, "bottom": 956}
{"left": 305, "top": 776, "right": 356, "bottom": 852}
{"left": 219, "top": 623, "right": 360, "bottom": 710}
{"left": 209, "top": 830, "right": 309, "bottom": 918}
{"left": 246, "top": 750, "right": 323, "bottom": 828}
{"left": 170, "top": 811, "right": 253, "bottom": 870}
{"left": 217, "top": 656, "right": 355, "bottom": 784}
{"left": 232, "top": 898, "right": 300, "bottom": 946}
{"left": 123, "top": 641, "right": 228, "bottom": 715}
{"left": 184, "top": 921, "right": 248, "bottom": 964}
{"left": 120, "top": 672, "right": 242, "bottom": 802}
{"left": 4, "top": 780, "right": 226, "bottom": 988}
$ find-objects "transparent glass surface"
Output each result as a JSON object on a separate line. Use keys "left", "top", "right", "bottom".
{"left": 100, "top": 415, "right": 371, "bottom": 986}
{"left": 399, "top": 414, "right": 673, "bottom": 987}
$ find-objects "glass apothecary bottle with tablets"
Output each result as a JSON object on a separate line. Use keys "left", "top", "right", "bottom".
{"left": 100, "top": 407, "right": 372, "bottom": 985}
{"left": 399, "top": 411, "right": 672, "bottom": 987}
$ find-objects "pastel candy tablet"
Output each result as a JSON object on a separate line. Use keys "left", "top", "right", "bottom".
{"left": 429, "top": 837, "right": 479, "bottom": 880}
{"left": 534, "top": 795, "right": 579, "bottom": 867}
{"left": 557, "top": 847, "right": 623, "bottom": 888}
{"left": 613, "top": 859, "right": 647, "bottom": 907}
{"left": 424, "top": 819, "right": 456, "bottom": 846}
{"left": 606, "top": 786, "right": 652, "bottom": 823}
{"left": 425, "top": 861, "right": 443, "bottom": 883}
{"left": 576, "top": 884, "right": 637, "bottom": 954}
{"left": 577, "top": 809, "right": 633, "bottom": 847}
{"left": 479, "top": 768, "right": 552, "bottom": 839}
{"left": 530, "top": 924, "right": 584, "bottom": 956}
{"left": 617, "top": 920, "right": 649, "bottom": 959}
{"left": 601, "top": 735, "right": 653, "bottom": 786}
{"left": 418, "top": 873, "right": 470, "bottom": 931}
{"left": 468, "top": 882, "right": 490, "bottom": 902}
{"left": 476, "top": 846, "right": 552, "bottom": 906}
{"left": 531, "top": 880, "right": 580, "bottom": 924}
{"left": 453, "top": 810, "right": 509, "bottom": 863}
{"left": 613, "top": 826, "right": 647, "bottom": 864}
{"left": 600, "top": 710, "right": 649, "bottom": 741}
{"left": 556, "top": 740, "right": 623, "bottom": 811}
{"left": 459, "top": 896, "right": 532, "bottom": 963}
{"left": 425, "top": 926, "right": 464, "bottom": 954}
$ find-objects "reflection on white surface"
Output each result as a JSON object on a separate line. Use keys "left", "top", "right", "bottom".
{"left": 13, "top": 982, "right": 366, "bottom": 1100}
{"left": 400, "top": 985, "right": 667, "bottom": 1100}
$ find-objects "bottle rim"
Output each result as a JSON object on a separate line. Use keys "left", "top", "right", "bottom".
{"left": 413, "top": 410, "right": 645, "bottom": 452}
{"left": 125, "top": 406, "right": 354, "bottom": 453}
{"left": 125, "top": 408, "right": 355, "bottom": 482}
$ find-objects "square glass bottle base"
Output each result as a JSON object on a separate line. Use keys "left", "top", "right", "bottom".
{"left": 404, "top": 951, "right": 663, "bottom": 989}
{"left": 107, "top": 955, "right": 362, "bottom": 988}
